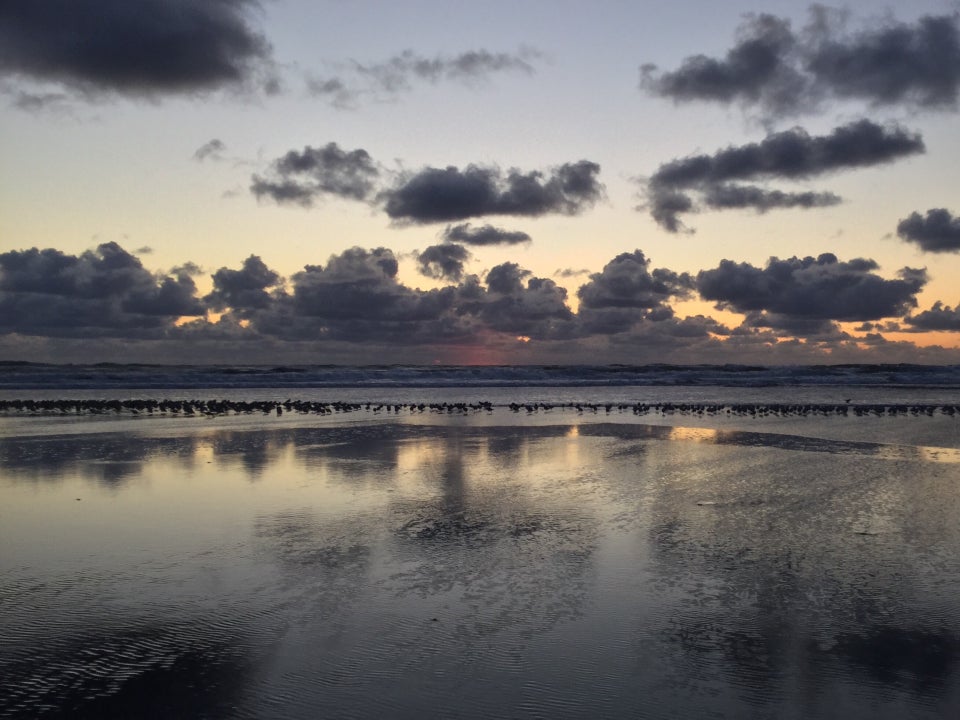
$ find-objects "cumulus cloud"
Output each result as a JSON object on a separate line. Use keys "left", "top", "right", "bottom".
{"left": 0, "top": 0, "right": 275, "bottom": 98}
{"left": 644, "top": 120, "right": 924, "bottom": 231}
{"left": 576, "top": 251, "right": 694, "bottom": 333}
{"left": 904, "top": 301, "right": 960, "bottom": 331}
{"left": 641, "top": 13, "right": 806, "bottom": 117}
{"left": 442, "top": 223, "right": 531, "bottom": 246}
{"left": 3, "top": 242, "right": 952, "bottom": 362}
{"left": 0, "top": 242, "right": 204, "bottom": 337}
{"left": 251, "top": 147, "right": 601, "bottom": 223}
{"left": 697, "top": 253, "right": 927, "bottom": 335}
{"left": 206, "top": 255, "right": 283, "bottom": 317}
{"left": 251, "top": 143, "right": 380, "bottom": 206}
{"left": 896, "top": 209, "right": 960, "bottom": 253}
{"left": 306, "top": 48, "right": 539, "bottom": 107}
{"left": 465, "top": 263, "right": 575, "bottom": 339}
{"left": 417, "top": 243, "right": 471, "bottom": 282}
{"left": 383, "top": 160, "right": 603, "bottom": 223}
{"left": 641, "top": 8, "right": 960, "bottom": 118}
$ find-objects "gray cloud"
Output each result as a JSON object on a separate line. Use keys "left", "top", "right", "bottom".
{"left": 442, "top": 223, "right": 532, "bottom": 246}
{"left": 206, "top": 255, "right": 283, "bottom": 317}
{"left": 641, "top": 13, "right": 806, "bottom": 117}
{"left": 645, "top": 120, "right": 924, "bottom": 231}
{"left": 356, "top": 48, "right": 537, "bottom": 92}
{"left": 305, "top": 48, "right": 539, "bottom": 109}
{"left": 193, "top": 139, "right": 226, "bottom": 163}
{"left": 251, "top": 143, "right": 380, "bottom": 206}
{"left": 576, "top": 250, "right": 694, "bottom": 333}
{"left": 702, "top": 184, "right": 841, "bottom": 211}
{"left": 805, "top": 10, "right": 960, "bottom": 109}
{"left": 252, "top": 146, "right": 602, "bottom": 222}
{"left": 4, "top": 242, "right": 949, "bottom": 362}
{"left": 417, "top": 243, "right": 471, "bottom": 282}
{"left": 697, "top": 253, "right": 927, "bottom": 335}
{"left": 0, "top": 0, "right": 274, "bottom": 97}
{"left": 304, "top": 75, "right": 355, "bottom": 108}
{"left": 896, "top": 209, "right": 960, "bottom": 253}
{"left": 0, "top": 242, "right": 204, "bottom": 337}
{"left": 904, "top": 301, "right": 960, "bottom": 331}
{"left": 383, "top": 160, "right": 603, "bottom": 223}
{"left": 467, "top": 264, "right": 575, "bottom": 339}
{"left": 642, "top": 8, "right": 960, "bottom": 117}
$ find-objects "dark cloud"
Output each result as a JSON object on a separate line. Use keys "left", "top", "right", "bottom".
{"left": 206, "top": 255, "right": 283, "bottom": 317}
{"left": 0, "top": 0, "right": 274, "bottom": 97}
{"left": 641, "top": 13, "right": 807, "bottom": 116}
{"left": 383, "top": 160, "right": 603, "bottom": 223}
{"left": 576, "top": 250, "right": 694, "bottom": 333}
{"left": 3, "top": 242, "right": 953, "bottom": 363}
{"left": 0, "top": 242, "right": 204, "bottom": 337}
{"left": 896, "top": 209, "right": 960, "bottom": 253}
{"left": 251, "top": 143, "right": 380, "bottom": 206}
{"left": 645, "top": 120, "right": 924, "bottom": 231}
{"left": 442, "top": 223, "right": 531, "bottom": 246}
{"left": 805, "top": 11, "right": 960, "bottom": 109}
{"left": 904, "top": 301, "right": 960, "bottom": 331}
{"left": 702, "top": 184, "right": 841, "bottom": 211}
{"left": 193, "top": 139, "right": 226, "bottom": 163}
{"left": 641, "top": 9, "right": 960, "bottom": 117}
{"left": 697, "top": 254, "right": 927, "bottom": 335}
{"left": 417, "top": 243, "right": 471, "bottom": 282}
{"left": 466, "top": 264, "right": 575, "bottom": 339}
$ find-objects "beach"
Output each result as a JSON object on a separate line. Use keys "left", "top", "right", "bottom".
{"left": 2, "top": 392, "right": 959, "bottom": 719}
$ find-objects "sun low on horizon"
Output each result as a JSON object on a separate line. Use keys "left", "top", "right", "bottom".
{"left": 3, "top": 0, "right": 960, "bottom": 365}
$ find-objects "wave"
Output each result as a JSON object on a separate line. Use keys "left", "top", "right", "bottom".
{"left": 2, "top": 362, "right": 960, "bottom": 390}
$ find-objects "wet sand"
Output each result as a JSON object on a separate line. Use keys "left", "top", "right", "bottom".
{"left": 2, "top": 411, "right": 959, "bottom": 718}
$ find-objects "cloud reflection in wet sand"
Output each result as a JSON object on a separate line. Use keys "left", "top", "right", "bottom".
{"left": 2, "top": 419, "right": 960, "bottom": 718}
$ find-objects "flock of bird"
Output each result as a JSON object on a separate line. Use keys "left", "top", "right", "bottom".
{"left": 0, "top": 398, "right": 957, "bottom": 418}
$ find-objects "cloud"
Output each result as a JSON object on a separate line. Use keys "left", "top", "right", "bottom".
{"left": 576, "top": 250, "right": 694, "bottom": 333}
{"left": 641, "top": 8, "right": 960, "bottom": 118}
{"left": 696, "top": 253, "right": 927, "bottom": 335}
{"left": 896, "top": 209, "right": 960, "bottom": 253}
{"left": 193, "top": 139, "right": 227, "bottom": 163}
{"left": 641, "top": 13, "right": 807, "bottom": 117}
{"left": 904, "top": 301, "right": 960, "bottom": 331}
{"left": 702, "top": 184, "right": 841, "bottom": 211}
{"left": 465, "top": 263, "right": 575, "bottom": 339}
{"left": 206, "top": 255, "right": 283, "bottom": 317}
{"left": 383, "top": 160, "right": 603, "bottom": 223}
{"left": 645, "top": 120, "right": 924, "bottom": 231}
{"left": 417, "top": 243, "right": 471, "bottom": 282}
{"left": 251, "top": 143, "right": 380, "bottom": 206}
{"left": 0, "top": 0, "right": 275, "bottom": 98}
{"left": 805, "top": 10, "right": 960, "bottom": 110}
{"left": 442, "top": 223, "right": 531, "bottom": 246}
{"left": 0, "top": 242, "right": 204, "bottom": 337}
{"left": 305, "top": 48, "right": 539, "bottom": 108}
{"left": 553, "top": 268, "right": 590, "bottom": 278}
{"left": 304, "top": 75, "right": 355, "bottom": 108}
{"left": 356, "top": 48, "right": 537, "bottom": 92}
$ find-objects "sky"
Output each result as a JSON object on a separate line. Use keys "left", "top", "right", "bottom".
{"left": 3, "top": 0, "right": 960, "bottom": 365}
